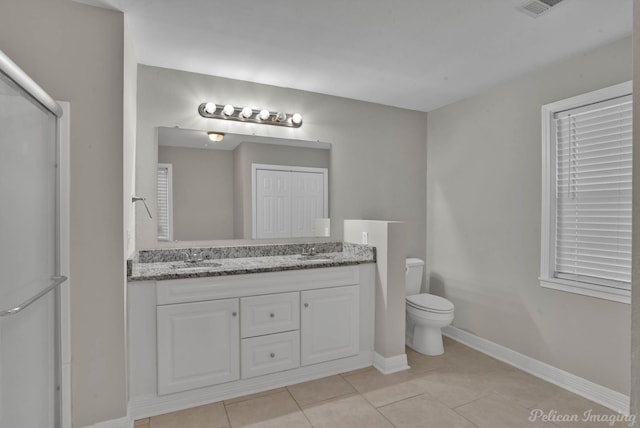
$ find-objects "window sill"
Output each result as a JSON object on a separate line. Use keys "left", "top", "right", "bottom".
{"left": 539, "top": 277, "right": 630, "bottom": 304}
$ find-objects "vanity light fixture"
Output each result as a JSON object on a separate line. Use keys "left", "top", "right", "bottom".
{"left": 207, "top": 132, "right": 225, "bottom": 142}
{"left": 198, "top": 101, "right": 303, "bottom": 128}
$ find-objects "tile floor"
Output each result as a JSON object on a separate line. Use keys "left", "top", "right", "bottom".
{"left": 134, "top": 338, "right": 632, "bottom": 428}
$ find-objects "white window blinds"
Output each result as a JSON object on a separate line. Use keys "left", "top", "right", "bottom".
{"left": 157, "top": 163, "right": 173, "bottom": 241}
{"left": 554, "top": 94, "right": 632, "bottom": 290}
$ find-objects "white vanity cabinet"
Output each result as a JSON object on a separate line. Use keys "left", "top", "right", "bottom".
{"left": 128, "top": 264, "right": 375, "bottom": 419}
{"left": 157, "top": 298, "right": 239, "bottom": 395}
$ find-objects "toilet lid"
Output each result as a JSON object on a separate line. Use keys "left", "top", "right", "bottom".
{"left": 406, "top": 294, "right": 454, "bottom": 313}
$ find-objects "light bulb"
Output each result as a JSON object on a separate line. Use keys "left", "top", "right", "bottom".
{"left": 204, "top": 102, "right": 216, "bottom": 114}
{"left": 207, "top": 132, "right": 224, "bottom": 142}
{"left": 240, "top": 106, "right": 253, "bottom": 119}
{"left": 275, "top": 112, "right": 287, "bottom": 122}
{"left": 222, "top": 104, "right": 235, "bottom": 116}
{"left": 257, "top": 109, "right": 270, "bottom": 121}
{"left": 291, "top": 113, "right": 303, "bottom": 125}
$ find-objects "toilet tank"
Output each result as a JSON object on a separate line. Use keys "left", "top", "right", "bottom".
{"left": 405, "top": 258, "right": 424, "bottom": 296}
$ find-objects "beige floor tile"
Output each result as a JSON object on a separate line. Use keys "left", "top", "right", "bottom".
{"left": 379, "top": 393, "right": 477, "bottom": 428}
{"left": 302, "top": 394, "right": 394, "bottom": 428}
{"left": 412, "top": 368, "right": 493, "bottom": 408}
{"left": 529, "top": 389, "right": 635, "bottom": 428}
{"left": 134, "top": 418, "right": 150, "bottom": 427}
{"left": 224, "top": 390, "right": 310, "bottom": 428}
{"left": 149, "top": 402, "right": 229, "bottom": 428}
{"left": 455, "top": 393, "right": 559, "bottom": 428}
{"left": 484, "top": 368, "right": 566, "bottom": 409}
{"left": 339, "top": 365, "right": 376, "bottom": 377}
{"left": 287, "top": 375, "right": 357, "bottom": 407}
{"left": 343, "top": 366, "right": 427, "bottom": 407}
{"left": 406, "top": 342, "right": 509, "bottom": 374}
{"left": 223, "top": 387, "right": 288, "bottom": 405}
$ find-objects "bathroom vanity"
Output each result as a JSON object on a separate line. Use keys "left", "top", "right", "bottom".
{"left": 127, "top": 242, "right": 375, "bottom": 419}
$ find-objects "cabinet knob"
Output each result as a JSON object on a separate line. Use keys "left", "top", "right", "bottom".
{"left": 270, "top": 352, "right": 275, "bottom": 358}
{"left": 304, "top": 303, "right": 309, "bottom": 308}
{"left": 270, "top": 313, "right": 275, "bottom": 318}
{"left": 232, "top": 311, "right": 237, "bottom": 317}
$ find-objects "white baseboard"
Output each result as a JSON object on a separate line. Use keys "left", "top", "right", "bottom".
{"left": 442, "top": 326, "right": 630, "bottom": 415}
{"left": 81, "top": 416, "right": 132, "bottom": 428}
{"left": 373, "top": 352, "right": 410, "bottom": 374}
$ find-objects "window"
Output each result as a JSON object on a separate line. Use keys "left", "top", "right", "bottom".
{"left": 157, "top": 163, "right": 173, "bottom": 241}
{"left": 540, "top": 81, "right": 632, "bottom": 303}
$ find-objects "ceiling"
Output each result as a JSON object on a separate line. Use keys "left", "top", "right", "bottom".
{"left": 79, "top": 0, "right": 632, "bottom": 112}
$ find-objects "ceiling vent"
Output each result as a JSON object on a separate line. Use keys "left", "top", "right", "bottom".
{"left": 518, "top": 0, "right": 564, "bottom": 18}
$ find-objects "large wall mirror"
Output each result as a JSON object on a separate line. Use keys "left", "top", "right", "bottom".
{"left": 157, "top": 127, "right": 331, "bottom": 242}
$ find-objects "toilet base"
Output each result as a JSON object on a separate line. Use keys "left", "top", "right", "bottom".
{"left": 408, "top": 325, "right": 445, "bottom": 356}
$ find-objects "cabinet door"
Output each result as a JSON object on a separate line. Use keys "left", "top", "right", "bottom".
{"left": 255, "top": 169, "right": 291, "bottom": 239}
{"left": 301, "top": 285, "right": 359, "bottom": 366}
{"left": 157, "top": 298, "right": 239, "bottom": 395}
{"left": 291, "top": 171, "right": 325, "bottom": 237}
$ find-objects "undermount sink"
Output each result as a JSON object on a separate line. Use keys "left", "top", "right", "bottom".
{"left": 296, "top": 254, "right": 335, "bottom": 262}
{"left": 171, "top": 260, "right": 222, "bottom": 269}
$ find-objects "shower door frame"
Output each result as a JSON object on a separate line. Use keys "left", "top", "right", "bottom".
{"left": 0, "top": 51, "right": 71, "bottom": 428}
{"left": 57, "top": 101, "right": 71, "bottom": 428}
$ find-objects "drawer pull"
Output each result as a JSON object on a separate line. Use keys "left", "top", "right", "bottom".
{"left": 304, "top": 303, "right": 309, "bottom": 308}
{"left": 270, "top": 313, "right": 275, "bottom": 318}
{"left": 270, "top": 352, "right": 275, "bottom": 358}
{"left": 232, "top": 312, "right": 237, "bottom": 317}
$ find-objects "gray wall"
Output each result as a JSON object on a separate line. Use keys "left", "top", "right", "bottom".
{"left": 158, "top": 146, "right": 235, "bottom": 240}
{"left": 0, "top": 1, "right": 126, "bottom": 426}
{"left": 426, "top": 36, "right": 632, "bottom": 394}
{"left": 136, "top": 65, "right": 428, "bottom": 263}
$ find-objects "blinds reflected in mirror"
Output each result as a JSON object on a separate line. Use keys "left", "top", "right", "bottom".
{"left": 157, "top": 163, "right": 173, "bottom": 241}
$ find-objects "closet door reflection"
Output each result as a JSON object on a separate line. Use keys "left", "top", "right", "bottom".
{"left": 0, "top": 72, "right": 60, "bottom": 428}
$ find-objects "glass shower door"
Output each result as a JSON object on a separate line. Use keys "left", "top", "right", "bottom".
{"left": 0, "top": 70, "right": 61, "bottom": 427}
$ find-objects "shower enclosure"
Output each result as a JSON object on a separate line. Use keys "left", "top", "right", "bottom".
{"left": 0, "top": 50, "right": 67, "bottom": 427}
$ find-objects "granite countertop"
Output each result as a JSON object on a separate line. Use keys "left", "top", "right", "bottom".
{"left": 128, "top": 242, "right": 375, "bottom": 282}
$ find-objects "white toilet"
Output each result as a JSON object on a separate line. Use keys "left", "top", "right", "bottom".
{"left": 405, "top": 258, "right": 454, "bottom": 356}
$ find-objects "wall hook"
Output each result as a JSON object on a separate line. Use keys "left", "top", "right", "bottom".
{"left": 132, "top": 196, "right": 152, "bottom": 219}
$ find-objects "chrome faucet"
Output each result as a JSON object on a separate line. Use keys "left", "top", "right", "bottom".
{"left": 183, "top": 251, "right": 203, "bottom": 264}
{"left": 302, "top": 246, "right": 317, "bottom": 256}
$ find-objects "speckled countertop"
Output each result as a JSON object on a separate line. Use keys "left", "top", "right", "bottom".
{"left": 128, "top": 242, "right": 375, "bottom": 282}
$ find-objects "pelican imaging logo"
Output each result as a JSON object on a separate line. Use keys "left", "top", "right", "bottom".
{"left": 529, "top": 409, "right": 636, "bottom": 426}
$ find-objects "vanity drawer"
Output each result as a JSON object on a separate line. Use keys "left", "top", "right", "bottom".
{"left": 241, "top": 330, "right": 300, "bottom": 379}
{"left": 240, "top": 292, "right": 300, "bottom": 338}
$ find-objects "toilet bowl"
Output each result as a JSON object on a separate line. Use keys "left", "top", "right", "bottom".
{"left": 405, "top": 258, "right": 454, "bottom": 356}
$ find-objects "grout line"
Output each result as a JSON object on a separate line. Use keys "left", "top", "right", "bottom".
{"left": 367, "top": 390, "right": 426, "bottom": 409}
{"left": 375, "top": 406, "right": 399, "bottom": 428}
{"left": 221, "top": 401, "right": 233, "bottom": 428}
